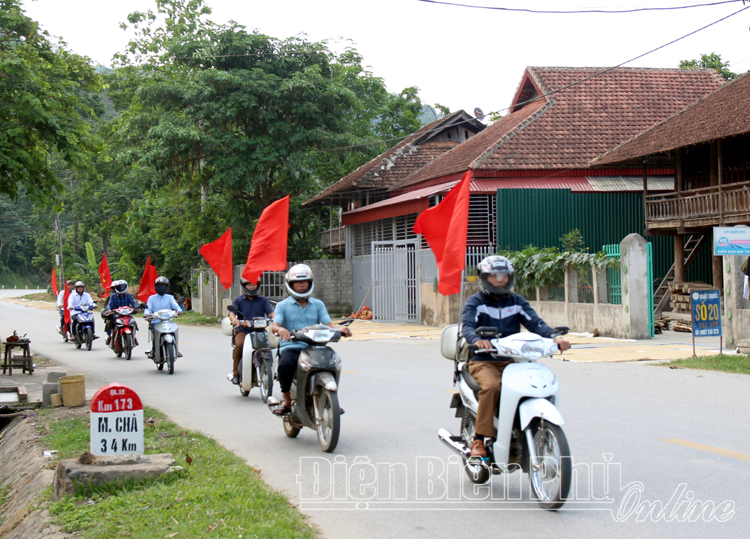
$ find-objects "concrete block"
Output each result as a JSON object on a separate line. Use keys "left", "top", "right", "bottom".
{"left": 42, "top": 382, "right": 58, "bottom": 407}
{"left": 46, "top": 371, "right": 67, "bottom": 384}
{"left": 53, "top": 453, "right": 178, "bottom": 500}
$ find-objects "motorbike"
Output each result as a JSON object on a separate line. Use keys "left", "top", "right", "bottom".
{"left": 56, "top": 307, "right": 71, "bottom": 342}
{"left": 145, "top": 309, "right": 181, "bottom": 374}
{"left": 108, "top": 306, "right": 139, "bottom": 360}
{"left": 222, "top": 305, "right": 275, "bottom": 402}
{"left": 438, "top": 325, "right": 572, "bottom": 510}
{"left": 71, "top": 304, "right": 97, "bottom": 351}
{"left": 267, "top": 321, "right": 352, "bottom": 453}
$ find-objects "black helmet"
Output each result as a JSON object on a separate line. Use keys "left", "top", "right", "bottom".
{"left": 114, "top": 280, "right": 128, "bottom": 294}
{"left": 477, "top": 255, "right": 515, "bottom": 298}
{"left": 240, "top": 277, "right": 260, "bottom": 297}
{"left": 155, "top": 276, "right": 170, "bottom": 296}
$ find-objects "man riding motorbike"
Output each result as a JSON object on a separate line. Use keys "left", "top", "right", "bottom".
{"left": 67, "top": 281, "right": 99, "bottom": 341}
{"left": 144, "top": 276, "right": 183, "bottom": 358}
{"left": 461, "top": 255, "right": 570, "bottom": 460}
{"left": 270, "top": 264, "right": 352, "bottom": 416}
{"left": 228, "top": 277, "right": 275, "bottom": 385}
{"left": 104, "top": 280, "right": 140, "bottom": 345}
{"left": 56, "top": 279, "right": 74, "bottom": 334}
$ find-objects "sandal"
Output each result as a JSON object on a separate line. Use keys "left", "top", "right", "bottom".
{"left": 272, "top": 405, "right": 291, "bottom": 417}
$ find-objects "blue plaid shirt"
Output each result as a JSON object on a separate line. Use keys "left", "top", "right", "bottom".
{"left": 106, "top": 293, "right": 139, "bottom": 311}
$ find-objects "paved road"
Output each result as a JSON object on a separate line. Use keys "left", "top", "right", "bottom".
{"left": 2, "top": 291, "right": 749, "bottom": 538}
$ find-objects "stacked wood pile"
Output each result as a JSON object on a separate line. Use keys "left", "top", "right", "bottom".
{"left": 654, "top": 318, "right": 671, "bottom": 334}
{"left": 668, "top": 281, "right": 714, "bottom": 313}
{"left": 672, "top": 319, "right": 693, "bottom": 333}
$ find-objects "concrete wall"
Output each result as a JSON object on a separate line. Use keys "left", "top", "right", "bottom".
{"left": 619, "top": 233, "right": 650, "bottom": 339}
{"left": 352, "top": 255, "right": 372, "bottom": 314}
{"left": 304, "top": 259, "right": 353, "bottom": 316}
{"left": 191, "top": 258, "right": 353, "bottom": 317}
{"left": 722, "top": 252, "right": 750, "bottom": 348}
{"left": 421, "top": 282, "right": 480, "bottom": 326}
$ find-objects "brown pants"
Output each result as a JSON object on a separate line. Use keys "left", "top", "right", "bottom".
{"left": 468, "top": 359, "right": 511, "bottom": 438}
{"left": 233, "top": 332, "right": 247, "bottom": 374}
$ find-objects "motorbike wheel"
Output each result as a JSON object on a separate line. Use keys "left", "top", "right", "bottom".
{"left": 316, "top": 389, "right": 340, "bottom": 453}
{"left": 115, "top": 334, "right": 122, "bottom": 357}
{"left": 237, "top": 359, "right": 249, "bottom": 397}
{"left": 123, "top": 334, "right": 133, "bottom": 361}
{"left": 259, "top": 360, "right": 273, "bottom": 403}
{"left": 75, "top": 330, "right": 81, "bottom": 349}
{"left": 460, "top": 409, "right": 491, "bottom": 484}
{"left": 157, "top": 361, "right": 164, "bottom": 371}
{"left": 166, "top": 344, "right": 175, "bottom": 375}
{"left": 528, "top": 420, "right": 571, "bottom": 510}
{"left": 85, "top": 327, "right": 93, "bottom": 351}
{"left": 283, "top": 416, "right": 301, "bottom": 438}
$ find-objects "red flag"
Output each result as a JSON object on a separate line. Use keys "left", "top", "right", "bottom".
{"left": 137, "top": 255, "right": 158, "bottom": 303}
{"left": 200, "top": 228, "right": 233, "bottom": 289}
{"left": 242, "top": 196, "right": 290, "bottom": 283}
{"left": 99, "top": 253, "right": 112, "bottom": 298}
{"left": 52, "top": 268, "right": 59, "bottom": 296}
{"left": 413, "top": 171, "right": 471, "bottom": 295}
{"left": 63, "top": 286, "right": 71, "bottom": 325}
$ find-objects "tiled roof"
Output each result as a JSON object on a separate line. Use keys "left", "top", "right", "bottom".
{"left": 303, "top": 110, "right": 480, "bottom": 206}
{"left": 592, "top": 71, "right": 750, "bottom": 166}
{"left": 391, "top": 67, "right": 724, "bottom": 190}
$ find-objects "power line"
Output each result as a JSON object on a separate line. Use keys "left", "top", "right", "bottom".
{"left": 317, "top": 3, "right": 750, "bottom": 153}
{"left": 418, "top": 0, "right": 745, "bottom": 14}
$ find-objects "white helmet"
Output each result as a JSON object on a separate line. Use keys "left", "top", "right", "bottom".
{"left": 284, "top": 264, "right": 314, "bottom": 300}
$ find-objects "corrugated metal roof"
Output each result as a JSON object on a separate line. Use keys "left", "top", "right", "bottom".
{"left": 342, "top": 180, "right": 459, "bottom": 216}
{"left": 585, "top": 176, "right": 673, "bottom": 191}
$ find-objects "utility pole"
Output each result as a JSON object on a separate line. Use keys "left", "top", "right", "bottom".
{"left": 55, "top": 213, "right": 65, "bottom": 288}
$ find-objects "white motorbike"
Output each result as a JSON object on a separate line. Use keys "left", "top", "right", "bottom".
{"left": 222, "top": 306, "right": 275, "bottom": 402}
{"left": 438, "top": 325, "right": 572, "bottom": 510}
{"left": 145, "top": 309, "right": 181, "bottom": 374}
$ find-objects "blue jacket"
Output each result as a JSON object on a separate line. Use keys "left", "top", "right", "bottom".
{"left": 461, "top": 292, "right": 554, "bottom": 349}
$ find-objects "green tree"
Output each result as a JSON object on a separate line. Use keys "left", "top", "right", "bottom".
{"left": 679, "top": 52, "right": 736, "bottom": 81}
{"left": 0, "top": 0, "right": 102, "bottom": 202}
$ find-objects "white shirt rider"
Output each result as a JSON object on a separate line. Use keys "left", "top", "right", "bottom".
{"left": 68, "top": 289, "right": 94, "bottom": 310}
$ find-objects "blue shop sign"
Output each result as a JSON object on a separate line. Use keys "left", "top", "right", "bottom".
{"left": 691, "top": 290, "right": 722, "bottom": 337}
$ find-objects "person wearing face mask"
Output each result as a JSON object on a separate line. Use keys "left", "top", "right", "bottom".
{"left": 227, "top": 277, "right": 274, "bottom": 385}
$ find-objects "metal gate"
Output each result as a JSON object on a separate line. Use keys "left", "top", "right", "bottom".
{"left": 371, "top": 240, "right": 419, "bottom": 322}
{"left": 603, "top": 242, "right": 654, "bottom": 338}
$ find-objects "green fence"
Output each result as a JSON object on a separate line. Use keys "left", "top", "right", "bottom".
{"left": 603, "top": 242, "right": 654, "bottom": 338}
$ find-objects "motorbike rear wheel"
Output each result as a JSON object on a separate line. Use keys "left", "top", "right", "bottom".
{"left": 283, "top": 416, "right": 301, "bottom": 438}
{"left": 316, "top": 389, "right": 340, "bottom": 453}
{"left": 115, "top": 333, "right": 123, "bottom": 357}
{"left": 259, "top": 359, "right": 273, "bottom": 403}
{"left": 166, "top": 344, "right": 175, "bottom": 375}
{"left": 74, "top": 331, "right": 81, "bottom": 349}
{"left": 460, "top": 409, "right": 491, "bottom": 484}
{"left": 85, "top": 327, "right": 93, "bottom": 351}
{"left": 528, "top": 420, "right": 571, "bottom": 510}
{"left": 123, "top": 333, "right": 133, "bottom": 361}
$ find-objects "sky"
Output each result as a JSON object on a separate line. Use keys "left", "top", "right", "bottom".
{"left": 20, "top": 0, "right": 750, "bottom": 119}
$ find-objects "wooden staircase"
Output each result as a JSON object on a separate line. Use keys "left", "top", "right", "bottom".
{"left": 653, "top": 235, "right": 706, "bottom": 316}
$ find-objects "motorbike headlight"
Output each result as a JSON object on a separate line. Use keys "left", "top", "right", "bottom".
{"left": 253, "top": 319, "right": 267, "bottom": 329}
{"left": 301, "top": 328, "right": 336, "bottom": 343}
{"left": 520, "top": 341, "right": 544, "bottom": 360}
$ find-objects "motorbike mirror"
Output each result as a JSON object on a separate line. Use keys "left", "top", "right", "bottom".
{"left": 475, "top": 326, "right": 498, "bottom": 338}
{"left": 338, "top": 319, "right": 355, "bottom": 327}
{"left": 139, "top": 302, "right": 147, "bottom": 310}
{"left": 553, "top": 326, "right": 570, "bottom": 336}
{"left": 227, "top": 305, "right": 238, "bottom": 313}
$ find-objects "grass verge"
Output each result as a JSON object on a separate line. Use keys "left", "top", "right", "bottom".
{"left": 21, "top": 292, "right": 55, "bottom": 302}
{"left": 655, "top": 353, "right": 750, "bottom": 374}
{"left": 39, "top": 406, "right": 316, "bottom": 538}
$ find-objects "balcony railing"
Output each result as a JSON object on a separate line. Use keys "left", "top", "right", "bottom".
{"left": 320, "top": 226, "right": 346, "bottom": 252}
{"left": 646, "top": 181, "right": 750, "bottom": 228}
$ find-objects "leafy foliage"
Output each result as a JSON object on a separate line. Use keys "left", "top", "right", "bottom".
{"left": 0, "top": 0, "right": 102, "bottom": 202}
{"left": 498, "top": 230, "right": 618, "bottom": 298}
{"left": 679, "top": 52, "right": 736, "bottom": 81}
